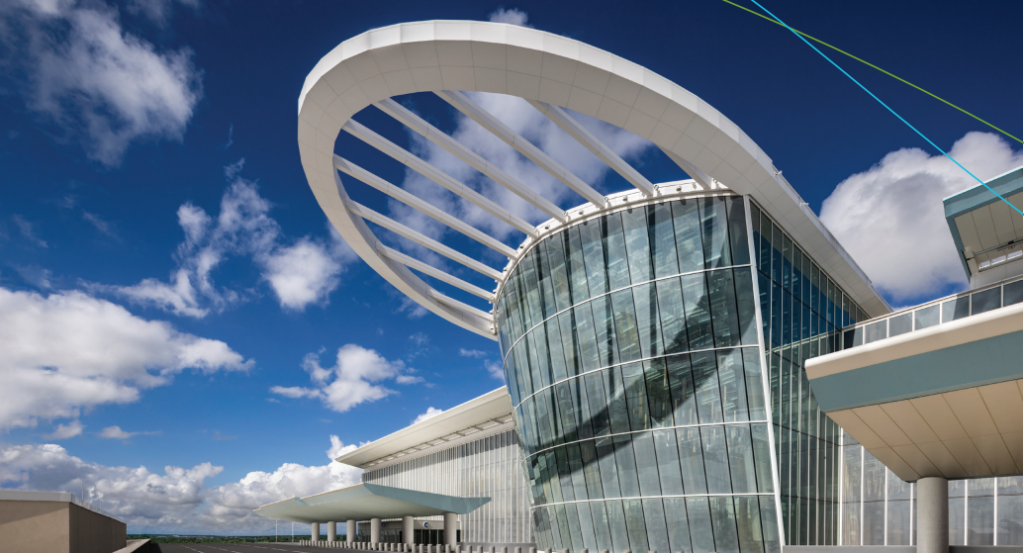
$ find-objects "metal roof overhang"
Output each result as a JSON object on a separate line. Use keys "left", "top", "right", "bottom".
{"left": 944, "top": 167, "right": 1023, "bottom": 277}
{"left": 254, "top": 483, "right": 491, "bottom": 524}
{"left": 806, "top": 304, "right": 1023, "bottom": 481}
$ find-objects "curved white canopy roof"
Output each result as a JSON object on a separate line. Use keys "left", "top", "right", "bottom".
{"left": 297, "top": 20, "right": 890, "bottom": 340}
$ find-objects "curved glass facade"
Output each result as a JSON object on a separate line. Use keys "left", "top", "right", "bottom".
{"left": 495, "top": 196, "right": 781, "bottom": 553}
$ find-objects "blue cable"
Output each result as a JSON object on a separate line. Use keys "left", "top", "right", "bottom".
{"left": 747, "top": 0, "right": 1023, "bottom": 216}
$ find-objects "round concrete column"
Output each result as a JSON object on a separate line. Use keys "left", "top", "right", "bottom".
{"left": 918, "top": 476, "right": 949, "bottom": 553}
{"left": 371, "top": 517, "right": 382, "bottom": 545}
{"left": 328, "top": 521, "right": 337, "bottom": 542}
{"left": 443, "top": 512, "right": 457, "bottom": 547}
{"left": 403, "top": 516, "right": 415, "bottom": 545}
{"left": 312, "top": 522, "right": 321, "bottom": 543}
{"left": 348, "top": 520, "right": 356, "bottom": 543}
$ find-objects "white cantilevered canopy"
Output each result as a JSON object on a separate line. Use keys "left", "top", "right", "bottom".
{"left": 254, "top": 483, "right": 490, "bottom": 524}
{"left": 297, "top": 20, "right": 890, "bottom": 340}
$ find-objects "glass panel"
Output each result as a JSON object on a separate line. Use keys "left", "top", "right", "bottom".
{"left": 967, "top": 478, "right": 995, "bottom": 545}
{"left": 941, "top": 296, "right": 970, "bottom": 323}
{"left": 645, "top": 359, "right": 672, "bottom": 428}
{"left": 734, "top": 267, "right": 759, "bottom": 346}
{"left": 701, "top": 197, "right": 733, "bottom": 269}
{"left": 606, "top": 367, "right": 631, "bottom": 434}
{"left": 614, "top": 434, "right": 641, "bottom": 498}
{"left": 623, "top": 499, "right": 650, "bottom": 553}
{"left": 887, "top": 471, "right": 912, "bottom": 545}
{"left": 546, "top": 320, "right": 568, "bottom": 383}
{"left": 611, "top": 290, "right": 642, "bottom": 363}
{"left": 686, "top": 497, "right": 716, "bottom": 553}
{"left": 652, "top": 428, "right": 684, "bottom": 495}
{"left": 633, "top": 283, "right": 663, "bottom": 359}
{"left": 709, "top": 496, "right": 741, "bottom": 553}
{"left": 621, "top": 362, "right": 651, "bottom": 431}
{"left": 622, "top": 206, "right": 654, "bottom": 284}
{"left": 567, "top": 227, "right": 591, "bottom": 304}
{"left": 842, "top": 444, "right": 862, "bottom": 545}
{"left": 605, "top": 500, "right": 631, "bottom": 553}
{"left": 667, "top": 355, "right": 698, "bottom": 426}
{"left": 592, "top": 296, "right": 619, "bottom": 368}
{"left": 657, "top": 278, "right": 689, "bottom": 354}
{"left": 676, "top": 427, "right": 708, "bottom": 494}
{"left": 605, "top": 212, "right": 631, "bottom": 291}
{"left": 751, "top": 423, "right": 775, "bottom": 493}
{"left": 558, "top": 311, "right": 583, "bottom": 378}
{"left": 673, "top": 200, "right": 705, "bottom": 273}
{"left": 596, "top": 436, "right": 622, "bottom": 498}
{"left": 643, "top": 498, "right": 671, "bottom": 553}
{"left": 718, "top": 349, "right": 749, "bottom": 422}
{"left": 862, "top": 452, "right": 885, "bottom": 545}
{"left": 691, "top": 351, "right": 724, "bottom": 424}
{"left": 580, "top": 219, "right": 609, "bottom": 296}
{"left": 726, "top": 196, "right": 751, "bottom": 266}
{"left": 949, "top": 480, "right": 966, "bottom": 546}
{"left": 735, "top": 495, "right": 765, "bottom": 553}
{"left": 589, "top": 501, "right": 614, "bottom": 549}
{"left": 1004, "top": 280, "right": 1023, "bottom": 305}
{"left": 889, "top": 313, "right": 912, "bottom": 337}
{"left": 681, "top": 273, "right": 713, "bottom": 349}
{"left": 665, "top": 497, "right": 694, "bottom": 553}
{"left": 864, "top": 320, "right": 887, "bottom": 344}
{"left": 652, "top": 203, "right": 680, "bottom": 279}
{"left": 709, "top": 269, "right": 742, "bottom": 348}
{"left": 997, "top": 476, "right": 1023, "bottom": 546}
{"left": 759, "top": 496, "right": 781, "bottom": 553}
{"left": 725, "top": 424, "right": 758, "bottom": 493}
{"left": 914, "top": 304, "right": 940, "bottom": 330}
{"left": 632, "top": 431, "right": 662, "bottom": 497}
{"left": 579, "top": 439, "right": 604, "bottom": 499}
{"left": 701, "top": 425, "right": 732, "bottom": 494}
{"left": 585, "top": 372, "right": 611, "bottom": 437}
{"left": 971, "top": 287, "right": 1001, "bottom": 315}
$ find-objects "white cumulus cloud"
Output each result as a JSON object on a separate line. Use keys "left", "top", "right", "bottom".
{"left": 111, "top": 166, "right": 355, "bottom": 316}
{"left": 0, "top": 287, "right": 251, "bottom": 431}
{"left": 0, "top": 436, "right": 363, "bottom": 533}
{"left": 821, "top": 131, "right": 1021, "bottom": 302}
{"left": 487, "top": 7, "right": 531, "bottom": 27}
{"left": 99, "top": 426, "right": 159, "bottom": 440}
{"left": 271, "top": 345, "right": 423, "bottom": 413}
{"left": 412, "top": 407, "right": 444, "bottom": 425}
{"left": 44, "top": 420, "right": 84, "bottom": 440}
{"left": 1, "top": 0, "right": 203, "bottom": 165}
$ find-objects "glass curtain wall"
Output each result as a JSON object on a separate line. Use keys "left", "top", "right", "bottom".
{"left": 494, "top": 196, "right": 780, "bottom": 553}
{"left": 363, "top": 430, "right": 532, "bottom": 545}
{"left": 749, "top": 203, "right": 867, "bottom": 546}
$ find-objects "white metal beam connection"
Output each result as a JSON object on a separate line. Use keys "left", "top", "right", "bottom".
{"left": 333, "top": 91, "right": 660, "bottom": 318}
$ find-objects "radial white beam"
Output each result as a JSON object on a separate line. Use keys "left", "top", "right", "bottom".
{"left": 376, "top": 245, "right": 495, "bottom": 302}
{"left": 342, "top": 120, "right": 537, "bottom": 236}
{"left": 434, "top": 91, "right": 606, "bottom": 209}
{"left": 528, "top": 100, "right": 655, "bottom": 196}
{"left": 345, "top": 201, "right": 503, "bottom": 281}
{"left": 334, "top": 156, "right": 517, "bottom": 259}
{"left": 427, "top": 289, "right": 492, "bottom": 321}
{"left": 374, "top": 99, "right": 568, "bottom": 223}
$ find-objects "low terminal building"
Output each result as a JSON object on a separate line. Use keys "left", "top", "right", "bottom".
{"left": 256, "top": 19, "right": 1023, "bottom": 553}
{"left": 0, "top": 489, "right": 128, "bottom": 553}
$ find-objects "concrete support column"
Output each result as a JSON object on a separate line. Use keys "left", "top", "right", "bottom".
{"left": 348, "top": 520, "right": 356, "bottom": 543}
{"left": 312, "top": 522, "right": 321, "bottom": 543}
{"left": 371, "top": 517, "right": 382, "bottom": 545}
{"left": 443, "top": 512, "right": 457, "bottom": 547}
{"left": 918, "top": 476, "right": 949, "bottom": 553}
{"left": 328, "top": 521, "right": 337, "bottom": 542}
{"left": 402, "top": 515, "right": 415, "bottom": 545}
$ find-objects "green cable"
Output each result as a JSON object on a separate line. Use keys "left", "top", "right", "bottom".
{"left": 719, "top": 0, "right": 1023, "bottom": 144}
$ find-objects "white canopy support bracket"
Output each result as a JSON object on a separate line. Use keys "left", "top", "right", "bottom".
{"left": 334, "top": 155, "right": 517, "bottom": 259}
{"left": 428, "top": 289, "right": 493, "bottom": 321}
{"left": 434, "top": 90, "right": 606, "bottom": 208}
{"left": 661, "top": 148, "right": 715, "bottom": 190}
{"left": 374, "top": 99, "right": 568, "bottom": 223}
{"left": 377, "top": 244, "right": 495, "bottom": 302}
{"left": 528, "top": 100, "right": 655, "bottom": 196}
{"left": 342, "top": 120, "right": 537, "bottom": 236}
{"left": 345, "top": 201, "right": 503, "bottom": 281}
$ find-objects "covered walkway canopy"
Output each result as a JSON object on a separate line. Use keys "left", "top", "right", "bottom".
{"left": 254, "top": 483, "right": 490, "bottom": 524}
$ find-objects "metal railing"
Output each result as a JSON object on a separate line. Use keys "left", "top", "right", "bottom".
{"left": 840, "top": 277, "right": 1022, "bottom": 351}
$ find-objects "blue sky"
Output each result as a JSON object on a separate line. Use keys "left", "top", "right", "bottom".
{"left": 0, "top": 0, "right": 1020, "bottom": 535}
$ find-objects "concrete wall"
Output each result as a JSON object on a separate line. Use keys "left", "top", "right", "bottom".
{"left": 0, "top": 499, "right": 71, "bottom": 553}
{"left": 0, "top": 499, "right": 126, "bottom": 553}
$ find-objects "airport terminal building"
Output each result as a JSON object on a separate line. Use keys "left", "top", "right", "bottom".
{"left": 257, "top": 20, "right": 1023, "bottom": 552}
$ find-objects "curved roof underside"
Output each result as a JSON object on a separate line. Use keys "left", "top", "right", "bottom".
{"left": 254, "top": 483, "right": 491, "bottom": 523}
{"left": 297, "top": 20, "right": 890, "bottom": 339}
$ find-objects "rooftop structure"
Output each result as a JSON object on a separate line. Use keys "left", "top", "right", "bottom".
{"left": 944, "top": 167, "right": 1023, "bottom": 287}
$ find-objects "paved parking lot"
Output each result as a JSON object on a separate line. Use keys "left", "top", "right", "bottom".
{"left": 153, "top": 544, "right": 358, "bottom": 553}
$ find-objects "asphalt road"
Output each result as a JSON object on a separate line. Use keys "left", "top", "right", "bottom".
{"left": 153, "top": 544, "right": 358, "bottom": 553}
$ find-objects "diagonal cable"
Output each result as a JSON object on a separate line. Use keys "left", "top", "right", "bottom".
{"left": 719, "top": 0, "right": 1021, "bottom": 144}
{"left": 746, "top": 0, "right": 1023, "bottom": 216}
